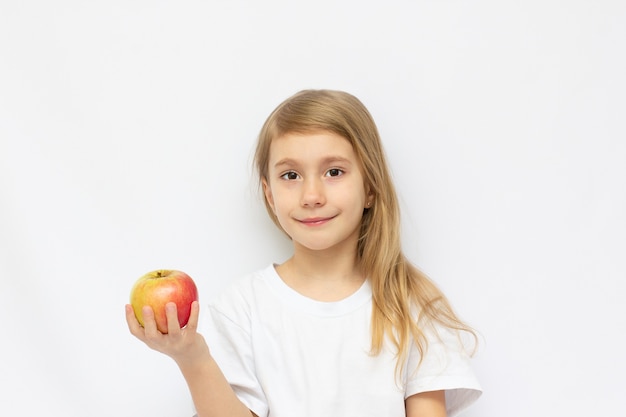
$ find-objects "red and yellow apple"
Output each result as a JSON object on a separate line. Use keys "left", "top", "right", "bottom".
{"left": 130, "top": 269, "right": 199, "bottom": 334}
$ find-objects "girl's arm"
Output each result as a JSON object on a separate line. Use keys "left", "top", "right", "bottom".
{"left": 405, "top": 390, "right": 447, "bottom": 417}
{"left": 125, "top": 301, "right": 255, "bottom": 417}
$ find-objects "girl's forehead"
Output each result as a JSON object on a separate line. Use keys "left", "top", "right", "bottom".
{"left": 269, "top": 131, "right": 353, "bottom": 156}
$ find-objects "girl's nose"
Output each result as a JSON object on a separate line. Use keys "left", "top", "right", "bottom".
{"left": 301, "top": 178, "right": 326, "bottom": 207}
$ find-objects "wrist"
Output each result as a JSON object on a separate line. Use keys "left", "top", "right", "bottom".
{"left": 175, "top": 347, "right": 213, "bottom": 373}
{"left": 171, "top": 332, "right": 212, "bottom": 370}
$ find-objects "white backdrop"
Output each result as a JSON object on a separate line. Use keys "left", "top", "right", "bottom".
{"left": 1, "top": 1, "right": 625, "bottom": 416}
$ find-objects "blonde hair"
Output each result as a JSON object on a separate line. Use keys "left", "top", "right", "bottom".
{"left": 254, "top": 89, "right": 476, "bottom": 375}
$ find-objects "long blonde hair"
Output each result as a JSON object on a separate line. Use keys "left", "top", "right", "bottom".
{"left": 254, "top": 89, "right": 476, "bottom": 374}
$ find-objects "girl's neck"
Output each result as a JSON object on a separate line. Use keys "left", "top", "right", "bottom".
{"left": 275, "top": 247, "right": 365, "bottom": 302}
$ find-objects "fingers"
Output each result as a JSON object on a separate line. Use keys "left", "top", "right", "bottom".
{"left": 166, "top": 302, "right": 181, "bottom": 335}
{"left": 125, "top": 301, "right": 200, "bottom": 347}
{"left": 125, "top": 301, "right": 207, "bottom": 363}
{"left": 125, "top": 304, "right": 145, "bottom": 339}
{"left": 186, "top": 300, "right": 200, "bottom": 332}
{"left": 165, "top": 301, "right": 200, "bottom": 335}
{"left": 125, "top": 304, "right": 159, "bottom": 344}
{"left": 142, "top": 305, "right": 160, "bottom": 338}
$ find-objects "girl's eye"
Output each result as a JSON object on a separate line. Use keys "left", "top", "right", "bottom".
{"left": 326, "top": 168, "right": 344, "bottom": 177}
{"left": 280, "top": 171, "right": 300, "bottom": 180}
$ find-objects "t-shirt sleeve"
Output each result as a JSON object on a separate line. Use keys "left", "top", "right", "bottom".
{"left": 201, "top": 302, "right": 269, "bottom": 417}
{"left": 404, "top": 325, "right": 482, "bottom": 417}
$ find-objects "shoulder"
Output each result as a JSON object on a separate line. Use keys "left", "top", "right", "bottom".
{"left": 206, "top": 264, "right": 276, "bottom": 318}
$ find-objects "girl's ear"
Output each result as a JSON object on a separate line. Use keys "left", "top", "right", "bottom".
{"left": 365, "top": 185, "right": 375, "bottom": 208}
{"left": 262, "top": 178, "right": 275, "bottom": 211}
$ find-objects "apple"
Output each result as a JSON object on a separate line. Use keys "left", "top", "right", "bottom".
{"left": 130, "top": 269, "right": 199, "bottom": 334}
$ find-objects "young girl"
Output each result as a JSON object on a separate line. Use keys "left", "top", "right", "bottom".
{"left": 126, "top": 89, "right": 482, "bottom": 417}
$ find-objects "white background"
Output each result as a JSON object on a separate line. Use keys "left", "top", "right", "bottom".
{"left": 1, "top": 1, "right": 624, "bottom": 416}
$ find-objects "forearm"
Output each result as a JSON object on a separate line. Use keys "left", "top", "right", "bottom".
{"left": 178, "top": 356, "right": 253, "bottom": 417}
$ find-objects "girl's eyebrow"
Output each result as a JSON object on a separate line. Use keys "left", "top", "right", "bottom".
{"left": 273, "top": 156, "right": 352, "bottom": 169}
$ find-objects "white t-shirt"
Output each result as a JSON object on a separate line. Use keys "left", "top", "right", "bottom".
{"left": 202, "top": 264, "right": 481, "bottom": 417}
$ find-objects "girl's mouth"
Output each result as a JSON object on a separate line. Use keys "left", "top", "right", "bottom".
{"left": 299, "top": 216, "right": 334, "bottom": 226}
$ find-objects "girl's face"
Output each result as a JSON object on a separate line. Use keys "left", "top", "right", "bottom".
{"left": 262, "top": 130, "right": 373, "bottom": 255}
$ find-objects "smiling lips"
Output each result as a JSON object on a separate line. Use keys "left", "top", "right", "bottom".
{"left": 298, "top": 216, "right": 335, "bottom": 226}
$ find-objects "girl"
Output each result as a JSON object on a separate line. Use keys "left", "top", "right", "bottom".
{"left": 126, "top": 89, "right": 482, "bottom": 417}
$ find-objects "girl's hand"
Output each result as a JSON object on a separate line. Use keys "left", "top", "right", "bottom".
{"left": 125, "top": 301, "right": 210, "bottom": 367}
